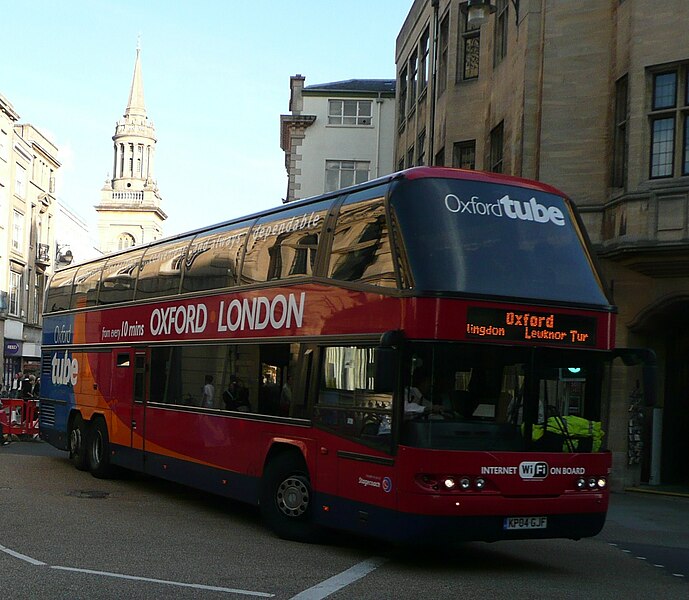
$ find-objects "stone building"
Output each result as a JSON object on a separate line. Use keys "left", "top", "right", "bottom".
{"left": 0, "top": 93, "right": 59, "bottom": 386}
{"left": 280, "top": 76, "right": 396, "bottom": 202}
{"left": 96, "top": 46, "right": 166, "bottom": 253}
{"left": 396, "top": 0, "right": 689, "bottom": 488}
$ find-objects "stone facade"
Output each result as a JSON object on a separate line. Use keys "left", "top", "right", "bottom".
{"left": 0, "top": 93, "right": 59, "bottom": 386}
{"left": 397, "top": 0, "right": 689, "bottom": 488}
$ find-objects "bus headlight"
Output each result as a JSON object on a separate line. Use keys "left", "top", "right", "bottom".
{"left": 444, "top": 477, "right": 456, "bottom": 489}
{"left": 460, "top": 477, "right": 471, "bottom": 490}
{"left": 475, "top": 478, "right": 486, "bottom": 490}
{"left": 576, "top": 478, "right": 586, "bottom": 489}
{"left": 587, "top": 477, "right": 597, "bottom": 489}
{"left": 597, "top": 477, "right": 607, "bottom": 489}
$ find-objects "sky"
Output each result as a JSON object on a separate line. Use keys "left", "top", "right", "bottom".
{"left": 2, "top": 0, "right": 411, "bottom": 238}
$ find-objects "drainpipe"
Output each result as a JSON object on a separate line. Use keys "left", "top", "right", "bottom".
{"left": 375, "top": 93, "right": 383, "bottom": 177}
{"left": 429, "top": 0, "right": 440, "bottom": 164}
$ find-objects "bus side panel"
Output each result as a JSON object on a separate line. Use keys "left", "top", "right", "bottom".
{"left": 107, "top": 349, "right": 134, "bottom": 450}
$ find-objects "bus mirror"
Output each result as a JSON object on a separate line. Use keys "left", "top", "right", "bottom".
{"left": 374, "top": 347, "right": 397, "bottom": 393}
{"left": 379, "top": 329, "right": 405, "bottom": 348}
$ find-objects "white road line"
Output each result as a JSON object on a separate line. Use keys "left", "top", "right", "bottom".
{"left": 289, "top": 557, "right": 386, "bottom": 600}
{"left": 0, "top": 541, "right": 274, "bottom": 596}
{"left": 671, "top": 573, "right": 685, "bottom": 578}
{"left": 0, "top": 543, "right": 47, "bottom": 566}
{"left": 51, "top": 565, "right": 274, "bottom": 596}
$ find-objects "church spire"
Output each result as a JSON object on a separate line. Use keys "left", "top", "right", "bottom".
{"left": 95, "top": 42, "right": 166, "bottom": 254}
{"left": 125, "top": 44, "right": 146, "bottom": 120}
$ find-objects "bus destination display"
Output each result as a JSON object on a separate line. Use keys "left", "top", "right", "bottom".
{"left": 465, "top": 307, "right": 597, "bottom": 347}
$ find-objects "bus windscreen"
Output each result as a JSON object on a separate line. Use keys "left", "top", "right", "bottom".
{"left": 390, "top": 178, "right": 609, "bottom": 306}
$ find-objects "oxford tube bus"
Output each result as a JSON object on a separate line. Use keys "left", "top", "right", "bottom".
{"left": 41, "top": 167, "right": 618, "bottom": 543}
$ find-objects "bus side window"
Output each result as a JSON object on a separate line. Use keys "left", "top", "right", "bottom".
{"left": 45, "top": 268, "right": 77, "bottom": 312}
{"left": 136, "top": 237, "right": 193, "bottom": 300}
{"left": 98, "top": 250, "right": 146, "bottom": 305}
{"left": 182, "top": 223, "right": 251, "bottom": 294}
{"left": 328, "top": 195, "right": 396, "bottom": 288}
{"left": 70, "top": 263, "right": 104, "bottom": 309}
{"left": 314, "top": 346, "right": 393, "bottom": 452}
{"left": 241, "top": 201, "right": 330, "bottom": 285}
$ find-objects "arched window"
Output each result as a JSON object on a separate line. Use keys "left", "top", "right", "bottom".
{"left": 117, "top": 233, "right": 136, "bottom": 250}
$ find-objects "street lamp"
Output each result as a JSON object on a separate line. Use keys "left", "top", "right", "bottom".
{"left": 56, "top": 244, "right": 73, "bottom": 266}
{"left": 465, "top": 0, "right": 496, "bottom": 27}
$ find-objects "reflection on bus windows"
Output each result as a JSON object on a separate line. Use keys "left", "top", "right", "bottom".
{"left": 315, "top": 346, "right": 393, "bottom": 452}
{"left": 328, "top": 197, "right": 396, "bottom": 287}
{"left": 148, "top": 342, "right": 301, "bottom": 417}
{"left": 400, "top": 343, "right": 605, "bottom": 453}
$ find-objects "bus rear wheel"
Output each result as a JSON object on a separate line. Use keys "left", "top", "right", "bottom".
{"left": 69, "top": 414, "right": 89, "bottom": 471}
{"left": 87, "top": 418, "right": 113, "bottom": 479}
{"left": 260, "top": 453, "right": 320, "bottom": 543}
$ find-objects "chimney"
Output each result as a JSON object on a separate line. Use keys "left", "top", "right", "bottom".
{"left": 289, "top": 74, "right": 305, "bottom": 115}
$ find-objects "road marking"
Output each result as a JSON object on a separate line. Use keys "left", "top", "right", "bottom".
{"left": 289, "top": 557, "right": 386, "bottom": 600}
{"left": 0, "top": 540, "right": 273, "bottom": 596}
{"left": 0, "top": 543, "right": 47, "bottom": 566}
{"left": 672, "top": 573, "right": 685, "bottom": 578}
{"left": 51, "top": 566, "right": 275, "bottom": 596}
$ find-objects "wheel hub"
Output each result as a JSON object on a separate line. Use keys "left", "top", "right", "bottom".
{"left": 276, "top": 476, "right": 309, "bottom": 517}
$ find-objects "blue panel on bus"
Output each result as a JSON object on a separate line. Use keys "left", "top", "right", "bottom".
{"left": 42, "top": 314, "right": 76, "bottom": 346}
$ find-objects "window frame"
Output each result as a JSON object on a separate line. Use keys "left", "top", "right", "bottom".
{"left": 9, "top": 270, "right": 22, "bottom": 317}
{"left": 648, "top": 65, "right": 689, "bottom": 179}
{"left": 489, "top": 122, "right": 504, "bottom": 174}
{"left": 458, "top": 7, "right": 481, "bottom": 81}
{"left": 327, "top": 99, "right": 373, "bottom": 127}
{"left": 493, "top": 0, "right": 508, "bottom": 67}
{"left": 325, "top": 160, "right": 371, "bottom": 193}
{"left": 453, "top": 140, "right": 476, "bottom": 170}
{"left": 612, "top": 75, "right": 629, "bottom": 188}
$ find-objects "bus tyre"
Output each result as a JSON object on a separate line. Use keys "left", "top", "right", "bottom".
{"left": 69, "top": 414, "right": 89, "bottom": 471}
{"left": 87, "top": 418, "right": 113, "bottom": 479}
{"left": 260, "top": 453, "right": 320, "bottom": 543}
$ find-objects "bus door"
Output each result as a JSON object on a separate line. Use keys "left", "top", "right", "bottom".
{"left": 130, "top": 349, "right": 150, "bottom": 469}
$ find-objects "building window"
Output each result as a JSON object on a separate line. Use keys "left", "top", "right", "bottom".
{"left": 613, "top": 75, "right": 629, "bottom": 188}
{"left": 459, "top": 8, "right": 481, "bottom": 80}
{"left": 32, "top": 272, "right": 43, "bottom": 324}
{"left": 398, "top": 157, "right": 405, "bottom": 171}
{"left": 328, "top": 100, "right": 372, "bottom": 126}
{"left": 648, "top": 66, "right": 689, "bottom": 178}
{"left": 417, "top": 130, "right": 426, "bottom": 166}
{"left": 408, "top": 49, "right": 418, "bottom": 110}
{"left": 438, "top": 13, "right": 449, "bottom": 96}
{"left": 435, "top": 148, "right": 445, "bottom": 166}
{"left": 398, "top": 66, "right": 408, "bottom": 128}
{"left": 325, "top": 160, "right": 370, "bottom": 192}
{"left": 493, "top": 0, "right": 508, "bottom": 67}
{"left": 15, "top": 163, "right": 27, "bottom": 199}
{"left": 406, "top": 146, "right": 415, "bottom": 169}
{"left": 12, "top": 210, "right": 23, "bottom": 251}
{"left": 453, "top": 140, "right": 476, "bottom": 170}
{"left": 420, "top": 27, "right": 430, "bottom": 93}
{"left": 0, "top": 129, "right": 9, "bottom": 162}
{"left": 9, "top": 271, "right": 21, "bottom": 317}
{"left": 117, "top": 233, "right": 136, "bottom": 250}
{"left": 490, "top": 122, "right": 504, "bottom": 173}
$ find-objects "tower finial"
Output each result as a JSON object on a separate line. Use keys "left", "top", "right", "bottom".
{"left": 137, "top": 33, "right": 141, "bottom": 51}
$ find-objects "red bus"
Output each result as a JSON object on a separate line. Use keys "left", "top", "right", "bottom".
{"left": 40, "top": 167, "right": 622, "bottom": 543}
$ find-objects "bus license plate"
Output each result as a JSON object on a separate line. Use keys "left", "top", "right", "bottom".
{"left": 503, "top": 516, "right": 547, "bottom": 530}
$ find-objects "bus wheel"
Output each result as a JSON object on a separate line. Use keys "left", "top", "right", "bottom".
{"left": 87, "top": 418, "right": 112, "bottom": 479}
{"left": 260, "top": 453, "right": 320, "bottom": 543}
{"left": 69, "top": 414, "right": 89, "bottom": 471}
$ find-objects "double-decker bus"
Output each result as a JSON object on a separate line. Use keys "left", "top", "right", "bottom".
{"left": 40, "top": 167, "right": 622, "bottom": 543}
